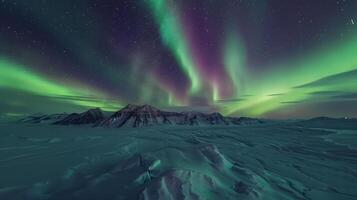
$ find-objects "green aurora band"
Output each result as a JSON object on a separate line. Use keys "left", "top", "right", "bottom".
{"left": 1, "top": 28, "right": 356, "bottom": 117}
{"left": 1, "top": 1, "right": 357, "bottom": 117}
{"left": 223, "top": 30, "right": 247, "bottom": 98}
{"left": 145, "top": 0, "right": 201, "bottom": 93}
{"left": 0, "top": 58, "right": 122, "bottom": 111}
{"left": 219, "top": 33, "right": 357, "bottom": 117}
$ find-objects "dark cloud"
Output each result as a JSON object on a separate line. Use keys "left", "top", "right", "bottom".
{"left": 331, "top": 93, "right": 357, "bottom": 100}
{"left": 307, "top": 91, "right": 342, "bottom": 95}
{"left": 44, "top": 95, "right": 120, "bottom": 104}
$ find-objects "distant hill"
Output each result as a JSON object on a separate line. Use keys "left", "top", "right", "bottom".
{"left": 296, "top": 117, "right": 357, "bottom": 130}
{"left": 19, "top": 113, "right": 68, "bottom": 124}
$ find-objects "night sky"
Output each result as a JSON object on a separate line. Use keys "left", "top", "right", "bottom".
{"left": 1, "top": 0, "right": 357, "bottom": 118}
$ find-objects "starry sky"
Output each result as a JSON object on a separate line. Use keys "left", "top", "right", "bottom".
{"left": 1, "top": 0, "right": 357, "bottom": 118}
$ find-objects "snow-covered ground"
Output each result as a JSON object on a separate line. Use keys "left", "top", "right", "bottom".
{"left": 0, "top": 121, "right": 356, "bottom": 199}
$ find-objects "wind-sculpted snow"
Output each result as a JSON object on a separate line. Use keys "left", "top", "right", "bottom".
{"left": 0, "top": 123, "right": 356, "bottom": 199}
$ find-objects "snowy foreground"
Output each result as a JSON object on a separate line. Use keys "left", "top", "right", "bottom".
{"left": 0, "top": 121, "right": 356, "bottom": 200}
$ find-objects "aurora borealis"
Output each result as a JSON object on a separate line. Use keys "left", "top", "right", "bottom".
{"left": 1, "top": 0, "right": 357, "bottom": 118}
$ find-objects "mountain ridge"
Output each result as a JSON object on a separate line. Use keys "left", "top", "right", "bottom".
{"left": 20, "top": 104, "right": 357, "bottom": 129}
{"left": 19, "top": 104, "right": 268, "bottom": 128}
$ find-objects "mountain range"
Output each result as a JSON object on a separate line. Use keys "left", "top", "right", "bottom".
{"left": 21, "top": 104, "right": 264, "bottom": 128}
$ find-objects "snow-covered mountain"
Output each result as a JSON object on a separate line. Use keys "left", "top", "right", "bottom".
{"left": 98, "top": 104, "right": 232, "bottom": 127}
{"left": 97, "top": 104, "right": 170, "bottom": 127}
{"left": 178, "top": 111, "right": 229, "bottom": 126}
